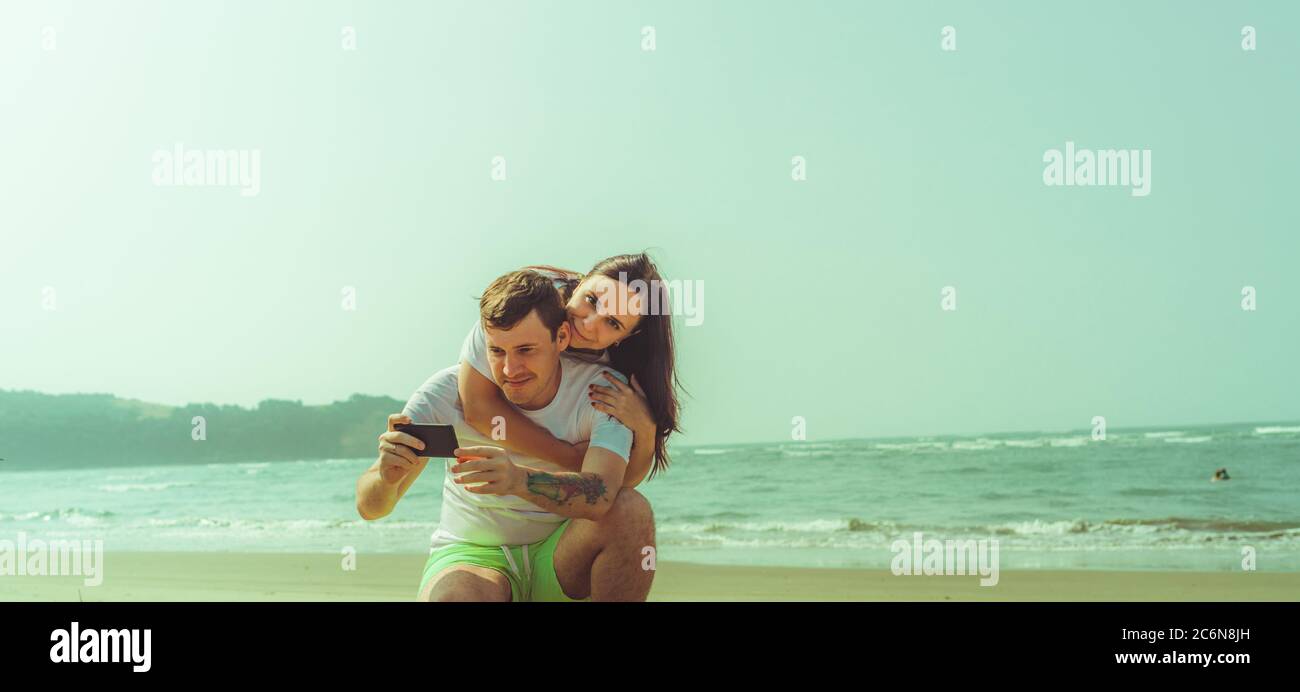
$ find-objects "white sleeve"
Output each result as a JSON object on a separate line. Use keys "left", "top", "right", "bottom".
{"left": 401, "top": 386, "right": 438, "bottom": 425}
{"left": 458, "top": 319, "right": 493, "bottom": 381}
{"left": 400, "top": 367, "right": 464, "bottom": 426}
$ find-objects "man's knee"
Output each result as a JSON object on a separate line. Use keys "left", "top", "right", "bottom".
{"left": 600, "top": 488, "right": 654, "bottom": 533}
{"left": 429, "top": 588, "right": 499, "bottom": 602}
{"left": 420, "top": 567, "right": 511, "bottom": 602}
{"left": 428, "top": 588, "right": 477, "bottom": 603}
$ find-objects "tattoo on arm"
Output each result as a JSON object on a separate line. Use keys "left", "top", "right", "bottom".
{"left": 525, "top": 471, "right": 607, "bottom": 506}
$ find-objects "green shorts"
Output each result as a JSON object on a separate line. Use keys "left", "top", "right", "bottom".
{"left": 419, "top": 520, "right": 586, "bottom": 602}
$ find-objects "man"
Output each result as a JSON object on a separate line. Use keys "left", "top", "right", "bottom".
{"left": 355, "top": 270, "right": 655, "bottom": 602}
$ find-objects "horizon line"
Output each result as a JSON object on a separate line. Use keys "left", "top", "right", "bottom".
{"left": 2, "top": 387, "right": 1297, "bottom": 449}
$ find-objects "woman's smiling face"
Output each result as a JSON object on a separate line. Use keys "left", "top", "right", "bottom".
{"left": 564, "top": 274, "right": 645, "bottom": 350}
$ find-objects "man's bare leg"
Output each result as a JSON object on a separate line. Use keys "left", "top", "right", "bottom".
{"left": 553, "top": 488, "right": 656, "bottom": 602}
{"left": 419, "top": 565, "right": 511, "bottom": 602}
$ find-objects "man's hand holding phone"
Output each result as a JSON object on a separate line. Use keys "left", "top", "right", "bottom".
{"left": 377, "top": 414, "right": 425, "bottom": 484}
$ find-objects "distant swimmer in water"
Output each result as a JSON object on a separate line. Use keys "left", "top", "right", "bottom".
{"left": 1212, "top": 467, "right": 1230, "bottom": 482}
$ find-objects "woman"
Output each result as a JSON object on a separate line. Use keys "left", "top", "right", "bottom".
{"left": 457, "top": 252, "right": 682, "bottom": 487}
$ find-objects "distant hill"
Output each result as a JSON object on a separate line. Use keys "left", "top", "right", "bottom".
{"left": 0, "top": 390, "right": 407, "bottom": 470}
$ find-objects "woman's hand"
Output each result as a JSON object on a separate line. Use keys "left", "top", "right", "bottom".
{"left": 588, "top": 373, "right": 656, "bottom": 437}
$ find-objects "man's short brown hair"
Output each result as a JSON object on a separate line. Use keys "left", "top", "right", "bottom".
{"left": 479, "top": 270, "right": 567, "bottom": 338}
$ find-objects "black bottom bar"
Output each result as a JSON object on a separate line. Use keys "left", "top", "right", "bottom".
{"left": 2, "top": 601, "right": 1292, "bottom": 677}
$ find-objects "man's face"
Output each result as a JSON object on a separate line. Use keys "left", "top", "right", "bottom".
{"left": 484, "top": 310, "right": 571, "bottom": 408}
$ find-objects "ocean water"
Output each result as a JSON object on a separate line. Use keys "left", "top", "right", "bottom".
{"left": 2, "top": 423, "right": 1298, "bottom": 571}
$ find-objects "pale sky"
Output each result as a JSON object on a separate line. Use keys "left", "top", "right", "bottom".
{"left": 3, "top": 1, "right": 1298, "bottom": 445}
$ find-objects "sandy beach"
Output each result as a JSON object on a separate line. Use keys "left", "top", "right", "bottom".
{"left": 1, "top": 552, "right": 1296, "bottom": 601}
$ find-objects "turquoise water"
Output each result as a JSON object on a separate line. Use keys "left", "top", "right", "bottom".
{"left": 2, "top": 423, "right": 1298, "bottom": 571}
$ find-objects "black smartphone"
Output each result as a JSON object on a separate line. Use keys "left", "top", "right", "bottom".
{"left": 393, "top": 423, "right": 460, "bottom": 458}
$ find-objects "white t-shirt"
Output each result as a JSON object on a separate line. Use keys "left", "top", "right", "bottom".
{"left": 401, "top": 360, "right": 634, "bottom": 550}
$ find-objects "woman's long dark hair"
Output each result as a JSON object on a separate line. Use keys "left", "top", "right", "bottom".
{"left": 525, "top": 252, "right": 683, "bottom": 478}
